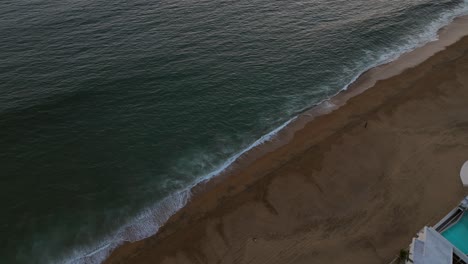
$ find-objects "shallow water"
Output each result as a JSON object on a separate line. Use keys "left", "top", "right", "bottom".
{"left": 1, "top": 0, "right": 468, "bottom": 263}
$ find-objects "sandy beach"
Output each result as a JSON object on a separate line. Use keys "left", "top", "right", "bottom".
{"left": 104, "top": 17, "right": 468, "bottom": 264}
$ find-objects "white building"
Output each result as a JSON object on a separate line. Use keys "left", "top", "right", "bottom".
{"left": 409, "top": 227, "right": 468, "bottom": 264}
{"left": 407, "top": 197, "right": 468, "bottom": 264}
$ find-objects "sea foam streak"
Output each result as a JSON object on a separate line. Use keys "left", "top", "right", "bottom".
{"left": 60, "top": 2, "right": 468, "bottom": 264}
{"left": 62, "top": 118, "right": 295, "bottom": 264}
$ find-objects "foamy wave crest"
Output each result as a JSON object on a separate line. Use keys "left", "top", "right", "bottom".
{"left": 341, "top": 0, "right": 468, "bottom": 92}
{"left": 58, "top": 118, "right": 295, "bottom": 264}
{"left": 60, "top": 189, "right": 189, "bottom": 264}
{"left": 198, "top": 117, "right": 295, "bottom": 183}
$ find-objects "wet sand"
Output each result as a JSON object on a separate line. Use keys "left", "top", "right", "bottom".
{"left": 104, "top": 17, "right": 468, "bottom": 264}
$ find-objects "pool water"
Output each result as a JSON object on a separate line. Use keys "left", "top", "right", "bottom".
{"left": 442, "top": 212, "right": 468, "bottom": 254}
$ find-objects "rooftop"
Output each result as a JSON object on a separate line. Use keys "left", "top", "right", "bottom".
{"left": 410, "top": 227, "right": 468, "bottom": 264}
{"left": 407, "top": 196, "right": 468, "bottom": 264}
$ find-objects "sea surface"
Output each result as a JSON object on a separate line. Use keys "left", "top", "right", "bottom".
{"left": 1, "top": 0, "right": 468, "bottom": 263}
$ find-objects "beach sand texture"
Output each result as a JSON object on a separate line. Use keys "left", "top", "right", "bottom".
{"left": 104, "top": 21, "right": 468, "bottom": 264}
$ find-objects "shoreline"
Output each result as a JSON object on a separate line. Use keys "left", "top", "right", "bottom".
{"left": 99, "top": 15, "right": 468, "bottom": 264}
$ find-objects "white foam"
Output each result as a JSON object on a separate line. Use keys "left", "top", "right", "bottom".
{"left": 341, "top": 0, "right": 468, "bottom": 92}
{"left": 57, "top": 117, "right": 294, "bottom": 264}
{"left": 198, "top": 117, "right": 295, "bottom": 183}
{"left": 61, "top": 189, "right": 191, "bottom": 264}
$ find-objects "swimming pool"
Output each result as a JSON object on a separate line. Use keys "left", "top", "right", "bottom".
{"left": 442, "top": 212, "right": 468, "bottom": 254}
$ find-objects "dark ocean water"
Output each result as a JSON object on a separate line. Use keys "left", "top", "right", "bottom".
{"left": 1, "top": 0, "right": 467, "bottom": 263}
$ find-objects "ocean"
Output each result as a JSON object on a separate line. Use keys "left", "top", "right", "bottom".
{"left": 1, "top": 0, "right": 467, "bottom": 263}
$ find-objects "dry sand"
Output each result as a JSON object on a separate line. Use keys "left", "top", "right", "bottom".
{"left": 104, "top": 18, "right": 468, "bottom": 264}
